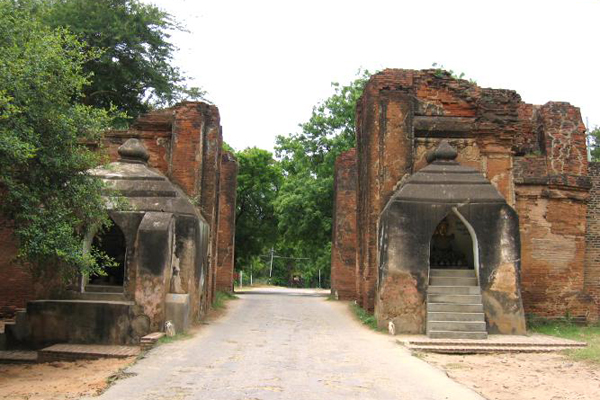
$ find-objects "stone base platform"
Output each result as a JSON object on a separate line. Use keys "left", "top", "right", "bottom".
{"left": 0, "top": 350, "right": 38, "bottom": 363}
{"left": 398, "top": 334, "right": 586, "bottom": 354}
{"left": 38, "top": 344, "right": 140, "bottom": 362}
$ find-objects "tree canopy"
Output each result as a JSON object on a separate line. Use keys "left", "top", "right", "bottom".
{"left": 43, "top": 0, "right": 203, "bottom": 121}
{"left": 0, "top": 0, "right": 113, "bottom": 279}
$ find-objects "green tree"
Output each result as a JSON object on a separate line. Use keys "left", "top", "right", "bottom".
{"left": 234, "top": 148, "right": 282, "bottom": 269}
{"left": 589, "top": 127, "right": 600, "bottom": 161}
{"left": 0, "top": 1, "right": 113, "bottom": 280}
{"left": 274, "top": 70, "right": 371, "bottom": 287}
{"left": 44, "top": 0, "right": 203, "bottom": 120}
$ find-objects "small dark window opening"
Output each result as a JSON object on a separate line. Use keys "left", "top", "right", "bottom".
{"left": 430, "top": 214, "right": 474, "bottom": 269}
{"left": 90, "top": 222, "right": 126, "bottom": 286}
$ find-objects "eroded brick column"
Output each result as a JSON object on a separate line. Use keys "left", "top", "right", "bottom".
{"left": 170, "top": 102, "right": 222, "bottom": 312}
{"left": 216, "top": 152, "right": 238, "bottom": 292}
{"left": 585, "top": 163, "right": 600, "bottom": 322}
{"left": 356, "top": 76, "right": 415, "bottom": 311}
{"left": 331, "top": 149, "right": 357, "bottom": 300}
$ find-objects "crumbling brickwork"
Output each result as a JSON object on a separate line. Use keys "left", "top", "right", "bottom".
{"left": 216, "top": 152, "right": 238, "bottom": 292}
{"left": 331, "top": 149, "right": 357, "bottom": 300}
{"left": 585, "top": 163, "right": 600, "bottom": 321}
{"left": 333, "top": 69, "right": 598, "bottom": 321}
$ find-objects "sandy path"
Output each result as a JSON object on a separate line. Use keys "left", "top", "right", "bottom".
{"left": 89, "top": 287, "right": 483, "bottom": 400}
{"left": 0, "top": 357, "right": 134, "bottom": 400}
{"left": 422, "top": 352, "right": 600, "bottom": 400}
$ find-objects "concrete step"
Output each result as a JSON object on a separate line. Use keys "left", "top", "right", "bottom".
{"left": 0, "top": 350, "right": 38, "bottom": 363}
{"left": 74, "top": 292, "right": 127, "bottom": 301}
{"left": 428, "top": 286, "right": 481, "bottom": 295}
{"left": 38, "top": 344, "right": 140, "bottom": 362}
{"left": 427, "top": 294, "right": 482, "bottom": 304}
{"left": 405, "top": 345, "right": 576, "bottom": 354}
{"left": 427, "top": 303, "right": 484, "bottom": 313}
{"left": 427, "top": 320, "right": 487, "bottom": 332}
{"left": 430, "top": 269, "right": 476, "bottom": 277}
{"left": 430, "top": 276, "right": 478, "bottom": 286}
{"left": 84, "top": 285, "right": 124, "bottom": 294}
{"left": 428, "top": 312, "right": 485, "bottom": 322}
{"left": 428, "top": 330, "right": 488, "bottom": 340}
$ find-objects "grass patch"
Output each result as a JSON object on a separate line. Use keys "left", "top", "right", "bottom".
{"left": 157, "top": 332, "right": 192, "bottom": 345}
{"left": 529, "top": 320, "right": 600, "bottom": 364}
{"left": 212, "top": 290, "right": 238, "bottom": 310}
{"left": 350, "top": 303, "right": 383, "bottom": 332}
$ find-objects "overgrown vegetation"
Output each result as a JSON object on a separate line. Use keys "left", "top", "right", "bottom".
{"left": 350, "top": 303, "right": 382, "bottom": 332}
{"left": 529, "top": 320, "right": 600, "bottom": 364}
{"left": 0, "top": 0, "right": 114, "bottom": 280}
{"left": 1, "top": 0, "right": 200, "bottom": 283}
{"left": 212, "top": 291, "right": 238, "bottom": 310}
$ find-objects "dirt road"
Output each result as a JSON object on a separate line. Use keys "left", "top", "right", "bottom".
{"left": 90, "top": 287, "right": 483, "bottom": 400}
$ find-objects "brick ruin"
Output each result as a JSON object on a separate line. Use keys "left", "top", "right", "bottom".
{"left": 331, "top": 69, "right": 600, "bottom": 324}
{"left": 0, "top": 101, "right": 238, "bottom": 336}
{"left": 216, "top": 152, "right": 239, "bottom": 292}
{"left": 331, "top": 149, "right": 358, "bottom": 300}
{"left": 95, "top": 101, "right": 238, "bottom": 311}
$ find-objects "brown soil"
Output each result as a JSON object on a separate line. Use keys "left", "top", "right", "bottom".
{"left": 421, "top": 352, "right": 600, "bottom": 400}
{"left": 0, "top": 297, "right": 238, "bottom": 400}
{"left": 0, "top": 357, "right": 135, "bottom": 400}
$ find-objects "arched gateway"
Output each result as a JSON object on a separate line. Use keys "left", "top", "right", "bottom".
{"left": 376, "top": 141, "right": 526, "bottom": 338}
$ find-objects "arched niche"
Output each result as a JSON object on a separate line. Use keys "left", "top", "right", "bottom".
{"left": 429, "top": 208, "right": 480, "bottom": 280}
{"left": 89, "top": 220, "right": 127, "bottom": 287}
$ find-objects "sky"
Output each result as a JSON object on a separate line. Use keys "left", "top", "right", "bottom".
{"left": 144, "top": 0, "right": 600, "bottom": 152}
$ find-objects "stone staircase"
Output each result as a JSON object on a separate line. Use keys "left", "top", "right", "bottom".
{"left": 427, "top": 269, "right": 487, "bottom": 339}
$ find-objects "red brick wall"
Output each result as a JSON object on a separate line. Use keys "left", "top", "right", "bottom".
{"left": 343, "top": 68, "right": 596, "bottom": 320}
{"left": 0, "top": 220, "right": 33, "bottom": 309}
{"left": 199, "top": 119, "right": 222, "bottom": 309}
{"left": 216, "top": 152, "right": 238, "bottom": 292}
{"left": 331, "top": 149, "right": 357, "bottom": 300}
{"left": 585, "top": 163, "right": 600, "bottom": 322}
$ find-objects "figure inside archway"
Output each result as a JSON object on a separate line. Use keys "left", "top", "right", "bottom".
{"left": 429, "top": 214, "right": 473, "bottom": 269}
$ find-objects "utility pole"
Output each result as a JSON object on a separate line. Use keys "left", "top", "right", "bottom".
{"left": 240, "top": 270, "right": 243, "bottom": 289}
{"left": 268, "top": 247, "right": 274, "bottom": 279}
{"left": 318, "top": 268, "right": 321, "bottom": 288}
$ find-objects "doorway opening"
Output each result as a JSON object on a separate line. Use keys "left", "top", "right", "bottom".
{"left": 89, "top": 221, "right": 127, "bottom": 286}
{"left": 429, "top": 212, "right": 474, "bottom": 269}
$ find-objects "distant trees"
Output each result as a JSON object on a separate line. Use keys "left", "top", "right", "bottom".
{"left": 589, "top": 127, "right": 600, "bottom": 161}
{"left": 234, "top": 148, "right": 282, "bottom": 270}
{"left": 233, "top": 71, "right": 371, "bottom": 287}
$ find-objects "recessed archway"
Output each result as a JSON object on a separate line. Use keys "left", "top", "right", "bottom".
{"left": 429, "top": 211, "right": 475, "bottom": 270}
{"left": 89, "top": 221, "right": 127, "bottom": 286}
